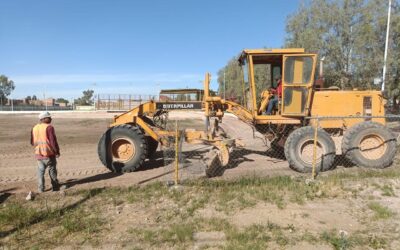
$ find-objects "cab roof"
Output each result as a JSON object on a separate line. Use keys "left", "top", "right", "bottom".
{"left": 242, "top": 48, "right": 305, "bottom": 55}
{"left": 238, "top": 48, "right": 311, "bottom": 64}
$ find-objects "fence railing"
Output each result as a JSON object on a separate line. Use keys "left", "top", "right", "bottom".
{"left": 160, "top": 115, "right": 400, "bottom": 184}
{"left": 96, "top": 94, "right": 158, "bottom": 111}
{"left": 0, "top": 105, "right": 73, "bottom": 111}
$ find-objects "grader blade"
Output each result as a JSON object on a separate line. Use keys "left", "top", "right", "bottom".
{"left": 203, "top": 144, "right": 231, "bottom": 178}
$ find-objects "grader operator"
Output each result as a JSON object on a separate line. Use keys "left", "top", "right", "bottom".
{"left": 97, "top": 48, "right": 397, "bottom": 176}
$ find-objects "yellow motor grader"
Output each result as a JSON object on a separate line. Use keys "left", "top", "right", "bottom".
{"left": 98, "top": 48, "right": 397, "bottom": 176}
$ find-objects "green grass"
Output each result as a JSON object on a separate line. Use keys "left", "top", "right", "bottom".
{"left": 0, "top": 203, "right": 48, "bottom": 231}
{"left": 380, "top": 184, "right": 396, "bottom": 197}
{"left": 0, "top": 191, "right": 107, "bottom": 248}
{"left": 225, "top": 224, "right": 271, "bottom": 249}
{"left": 2, "top": 169, "right": 400, "bottom": 249}
{"left": 128, "top": 223, "right": 195, "bottom": 247}
{"left": 368, "top": 202, "right": 395, "bottom": 220}
{"left": 60, "top": 210, "right": 104, "bottom": 234}
{"left": 320, "top": 230, "right": 352, "bottom": 250}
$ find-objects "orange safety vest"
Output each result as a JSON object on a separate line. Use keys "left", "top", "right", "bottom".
{"left": 32, "top": 123, "right": 55, "bottom": 157}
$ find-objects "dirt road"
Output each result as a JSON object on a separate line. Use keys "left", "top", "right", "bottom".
{"left": 1, "top": 111, "right": 396, "bottom": 193}
{"left": 0, "top": 111, "right": 296, "bottom": 193}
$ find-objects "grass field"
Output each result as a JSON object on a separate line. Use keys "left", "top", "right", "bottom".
{"left": 1, "top": 165, "right": 400, "bottom": 249}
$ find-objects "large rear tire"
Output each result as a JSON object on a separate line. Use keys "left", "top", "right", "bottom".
{"left": 341, "top": 121, "right": 397, "bottom": 168}
{"left": 98, "top": 124, "right": 147, "bottom": 173}
{"left": 284, "top": 126, "right": 336, "bottom": 173}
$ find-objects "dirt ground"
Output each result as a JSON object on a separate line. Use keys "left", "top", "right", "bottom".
{"left": 1, "top": 111, "right": 400, "bottom": 249}
{"left": 0, "top": 111, "right": 296, "bottom": 193}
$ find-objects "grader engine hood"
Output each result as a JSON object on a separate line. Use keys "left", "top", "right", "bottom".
{"left": 310, "top": 90, "right": 386, "bottom": 128}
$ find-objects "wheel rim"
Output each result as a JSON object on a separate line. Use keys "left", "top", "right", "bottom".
{"left": 359, "top": 134, "right": 387, "bottom": 160}
{"left": 298, "top": 139, "right": 325, "bottom": 165}
{"left": 111, "top": 138, "right": 136, "bottom": 162}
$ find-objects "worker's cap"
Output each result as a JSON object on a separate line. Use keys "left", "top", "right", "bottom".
{"left": 38, "top": 111, "right": 52, "bottom": 120}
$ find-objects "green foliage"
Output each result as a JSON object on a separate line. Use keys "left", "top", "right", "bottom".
{"left": 56, "top": 98, "right": 69, "bottom": 104}
{"left": 217, "top": 56, "right": 275, "bottom": 107}
{"left": 217, "top": 0, "right": 400, "bottom": 110}
{"left": 217, "top": 56, "right": 244, "bottom": 103}
{"left": 74, "top": 89, "right": 94, "bottom": 106}
{"left": 0, "top": 75, "right": 15, "bottom": 105}
{"left": 285, "top": 0, "right": 400, "bottom": 93}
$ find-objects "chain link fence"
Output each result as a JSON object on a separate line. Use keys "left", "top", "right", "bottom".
{"left": 160, "top": 114, "right": 400, "bottom": 184}
{"left": 96, "top": 94, "right": 157, "bottom": 111}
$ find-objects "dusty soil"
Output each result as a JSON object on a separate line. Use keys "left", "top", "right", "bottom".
{"left": 1, "top": 111, "right": 400, "bottom": 249}
{"left": 0, "top": 111, "right": 297, "bottom": 193}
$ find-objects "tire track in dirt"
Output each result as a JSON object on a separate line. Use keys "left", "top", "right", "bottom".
{"left": 0, "top": 112, "right": 301, "bottom": 192}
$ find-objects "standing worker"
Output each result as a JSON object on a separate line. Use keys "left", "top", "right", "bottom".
{"left": 31, "top": 111, "right": 60, "bottom": 192}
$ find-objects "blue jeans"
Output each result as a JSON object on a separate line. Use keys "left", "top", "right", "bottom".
{"left": 37, "top": 157, "right": 58, "bottom": 192}
{"left": 266, "top": 96, "right": 279, "bottom": 115}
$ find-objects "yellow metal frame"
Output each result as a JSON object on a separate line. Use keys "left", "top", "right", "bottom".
{"left": 108, "top": 48, "right": 387, "bottom": 157}
{"left": 281, "top": 54, "right": 317, "bottom": 116}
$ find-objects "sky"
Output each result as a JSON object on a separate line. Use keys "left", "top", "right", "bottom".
{"left": 0, "top": 0, "right": 301, "bottom": 100}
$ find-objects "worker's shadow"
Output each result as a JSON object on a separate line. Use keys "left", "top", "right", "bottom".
{"left": 0, "top": 188, "right": 16, "bottom": 204}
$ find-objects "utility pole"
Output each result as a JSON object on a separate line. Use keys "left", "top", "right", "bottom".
{"left": 0, "top": 82, "right": 2, "bottom": 111}
{"left": 382, "top": 0, "right": 392, "bottom": 92}
{"left": 92, "top": 83, "right": 97, "bottom": 110}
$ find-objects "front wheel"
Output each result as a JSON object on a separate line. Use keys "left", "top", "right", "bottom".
{"left": 98, "top": 124, "right": 147, "bottom": 173}
{"left": 284, "top": 126, "right": 336, "bottom": 173}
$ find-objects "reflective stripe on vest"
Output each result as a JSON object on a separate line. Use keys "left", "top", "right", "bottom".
{"left": 32, "top": 123, "right": 54, "bottom": 157}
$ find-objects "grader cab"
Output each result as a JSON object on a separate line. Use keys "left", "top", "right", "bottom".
{"left": 98, "top": 48, "right": 397, "bottom": 176}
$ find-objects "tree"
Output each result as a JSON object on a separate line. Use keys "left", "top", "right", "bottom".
{"left": 32, "top": 95, "right": 37, "bottom": 101}
{"left": 0, "top": 75, "right": 15, "bottom": 105}
{"left": 285, "top": 0, "right": 399, "bottom": 93}
{"left": 217, "top": 55, "right": 273, "bottom": 106}
{"left": 74, "top": 89, "right": 94, "bottom": 106}
{"left": 217, "top": 57, "right": 244, "bottom": 104}
{"left": 56, "top": 98, "right": 69, "bottom": 104}
{"left": 25, "top": 96, "right": 32, "bottom": 104}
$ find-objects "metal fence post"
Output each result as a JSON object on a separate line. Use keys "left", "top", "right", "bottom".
{"left": 312, "top": 117, "right": 319, "bottom": 179}
{"left": 174, "top": 120, "right": 179, "bottom": 185}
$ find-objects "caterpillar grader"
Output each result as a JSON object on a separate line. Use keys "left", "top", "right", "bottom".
{"left": 97, "top": 48, "right": 397, "bottom": 176}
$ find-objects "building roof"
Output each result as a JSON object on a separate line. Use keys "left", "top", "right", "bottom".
{"left": 160, "top": 89, "right": 204, "bottom": 94}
